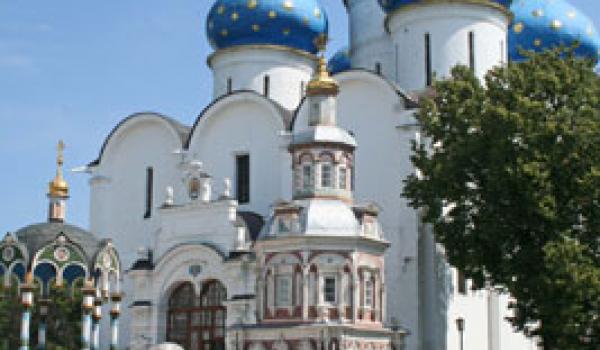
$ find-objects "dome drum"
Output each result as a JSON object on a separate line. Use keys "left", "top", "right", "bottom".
{"left": 387, "top": 2, "right": 509, "bottom": 91}
{"left": 208, "top": 45, "right": 315, "bottom": 109}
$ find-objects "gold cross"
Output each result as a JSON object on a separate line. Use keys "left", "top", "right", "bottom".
{"left": 57, "top": 140, "right": 65, "bottom": 166}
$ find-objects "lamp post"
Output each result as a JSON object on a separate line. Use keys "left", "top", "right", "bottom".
{"left": 19, "top": 272, "right": 35, "bottom": 350}
{"left": 110, "top": 292, "right": 122, "bottom": 350}
{"left": 91, "top": 295, "right": 102, "bottom": 350}
{"left": 37, "top": 299, "right": 50, "bottom": 350}
{"left": 456, "top": 317, "right": 465, "bottom": 350}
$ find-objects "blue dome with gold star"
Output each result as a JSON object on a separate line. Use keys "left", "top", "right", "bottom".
{"left": 328, "top": 47, "right": 351, "bottom": 74}
{"left": 509, "top": 0, "right": 600, "bottom": 61}
{"left": 207, "top": 0, "right": 328, "bottom": 54}
{"left": 377, "top": 0, "right": 511, "bottom": 14}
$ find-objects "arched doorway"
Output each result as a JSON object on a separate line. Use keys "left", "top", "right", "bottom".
{"left": 167, "top": 280, "right": 226, "bottom": 350}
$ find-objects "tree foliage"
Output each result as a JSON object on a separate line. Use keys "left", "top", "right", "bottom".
{"left": 0, "top": 280, "right": 83, "bottom": 350}
{"left": 403, "top": 47, "right": 599, "bottom": 349}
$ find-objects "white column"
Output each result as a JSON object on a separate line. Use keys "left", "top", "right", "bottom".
{"left": 302, "top": 266, "right": 309, "bottom": 320}
{"left": 267, "top": 269, "right": 275, "bottom": 313}
{"left": 352, "top": 269, "right": 360, "bottom": 322}
{"left": 338, "top": 270, "right": 346, "bottom": 322}
{"left": 373, "top": 271, "right": 380, "bottom": 322}
{"left": 257, "top": 278, "right": 264, "bottom": 321}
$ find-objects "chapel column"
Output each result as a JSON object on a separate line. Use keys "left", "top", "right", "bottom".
{"left": 81, "top": 279, "right": 96, "bottom": 350}
{"left": 37, "top": 299, "right": 50, "bottom": 350}
{"left": 302, "top": 265, "right": 309, "bottom": 320}
{"left": 91, "top": 293, "right": 102, "bottom": 350}
{"left": 19, "top": 272, "right": 35, "bottom": 350}
{"left": 338, "top": 269, "right": 347, "bottom": 322}
{"left": 110, "top": 292, "right": 122, "bottom": 350}
{"left": 352, "top": 268, "right": 360, "bottom": 322}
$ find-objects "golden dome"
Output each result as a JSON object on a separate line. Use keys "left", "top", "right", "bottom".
{"left": 48, "top": 140, "right": 69, "bottom": 198}
{"left": 306, "top": 55, "right": 339, "bottom": 96}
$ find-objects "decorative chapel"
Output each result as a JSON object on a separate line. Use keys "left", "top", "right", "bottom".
{"left": 3, "top": 0, "right": 599, "bottom": 350}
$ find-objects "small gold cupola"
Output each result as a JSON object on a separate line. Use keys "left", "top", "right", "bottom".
{"left": 48, "top": 140, "right": 69, "bottom": 222}
{"left": 306, "top": 35, "right": 339, "bottom": 97}
{"left": 48, "top": 140, "right": 69, "bottom": 198}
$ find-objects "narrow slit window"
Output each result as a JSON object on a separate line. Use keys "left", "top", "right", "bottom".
{"left": 468, "top": 31, "right": 475, "bottom": 72}
{"left": 300, "top": 81, "right": 305, "bottom": 99}
{"left": 263, "top": 75, "right": 270, "bottom": 97}
{"left": 236, "top": 154, "right": 250, "bottom": 204}
{"left": 425, "top": 33, "right": 432, "bottom": 86}
{"left": 375, "top": 62, "right": 382, "bottom": 75}
{"left": 227, "top": 77, "right": 232, "bottom": 94}
{"left": 144, "top": 167, "right": 153, "bottom": 218}
{"left": 457, "top": 269, "right": 467, "bottom": 295}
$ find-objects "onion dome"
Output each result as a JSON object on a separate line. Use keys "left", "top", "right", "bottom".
{"left": 206, "top": 0, "right": 328, "bottom": 54}
{"left": 509, "top": 0, "right": 600, "bottom": 61}
{"left": 377, "top": 0, "right": 511, "bottom": 14}
{"left": 328, "top": 47, "right": 351, "bottom": 74}
{"left": 15, "top": 222, "right": 101, "bottom": 262}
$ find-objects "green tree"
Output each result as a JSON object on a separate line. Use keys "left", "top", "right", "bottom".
{"left": 403, "top": 47, "right": 599, "bottom": 350}
{"left": 0, "top": 280, "right": 83, "bottom": 350}
{"left": 0, "top": 279, "right": 21, "bottom": 349}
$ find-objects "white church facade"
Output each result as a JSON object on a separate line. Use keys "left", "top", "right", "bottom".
{"left": 77, "top": 0, "right": 600, "bottom": 349}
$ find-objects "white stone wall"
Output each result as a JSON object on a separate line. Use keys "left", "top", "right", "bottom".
{"left": 209, "top": 46, "right": 315, "bottom": 111}
{"left": 387, "top": 3, "right": 508, "bottom": 91}
{"left": 88, "top": 113, "right": 187, "bottom": 349}
{"left": 187, "top": 91, "right": 291, "bottom": 217}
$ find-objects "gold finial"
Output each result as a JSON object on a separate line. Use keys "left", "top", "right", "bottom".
{"left": 49, "top": 140, "right": 69, "bottom": 198}
{"left": 306, "top": 35, "right": 339, "bottom": 97}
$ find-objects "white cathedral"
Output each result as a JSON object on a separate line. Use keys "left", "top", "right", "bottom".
{"left": 44, "top": 0, "right": 600, "bottom": 349}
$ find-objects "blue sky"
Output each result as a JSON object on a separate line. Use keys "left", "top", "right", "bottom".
{"left": 0, "top": 0, "right": 598, "bottom": 233}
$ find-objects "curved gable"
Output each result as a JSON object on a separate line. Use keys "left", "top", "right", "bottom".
{"left": 186, "top": 90, "right": 291, "bottom": 150}
{"left": 90, "top": 112, "right": 190, "bottom": 166}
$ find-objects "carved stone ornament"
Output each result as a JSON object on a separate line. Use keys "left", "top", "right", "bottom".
{"left": 189, "top": 264, "right": 203, "bottom": 277}
{"left": 54, "top": 246, "right": 70, "bottom": 262}
{"left": 2, "top": 246, "right": 15, "bottom": 262}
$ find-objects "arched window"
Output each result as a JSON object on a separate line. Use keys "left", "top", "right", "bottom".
{"left": 263, "top": 75, "right": 270, "bottom": 97}
{"left": 189, "top": 177, "right": 200, "bottom": 200}
{"left": 167, "top": 281, "right": 227, "bottom": 350}
{"left": 302, "top": 164, "right": 314, "bottom": 191}
{"left": 468, "top": 31, "right": 475, "bottom": 72}
{"left": 338, "top": 165, "right": 347, "bottom": 190}
{"left": 227, "top": 77, "right": 232, "bottom": 94}
{"left": 321, "top": 163, "right": 333, "bottom": 188}
{"left": 425, "top": 33, "right": 432, "bottom": 86}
